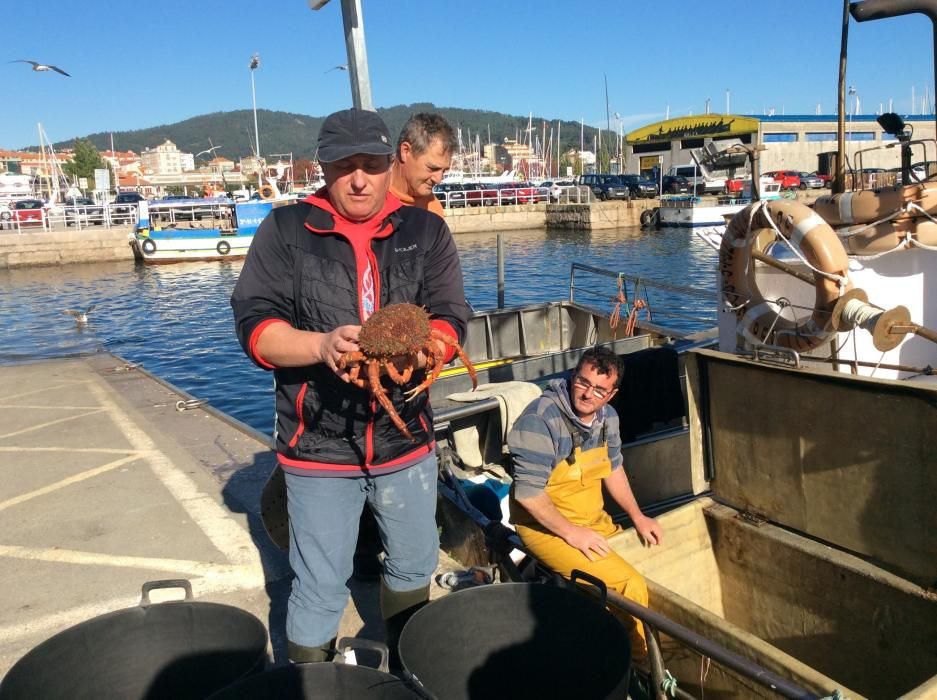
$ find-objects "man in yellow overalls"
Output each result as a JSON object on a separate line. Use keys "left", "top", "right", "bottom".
{"left": 508, "top": 345, "right": 663, "bottom": 665}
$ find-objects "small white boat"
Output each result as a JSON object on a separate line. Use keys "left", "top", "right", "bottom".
{"left": 657, "top": 179, "right": 782, "bottom": 228}
{"left": 130, "top": 199, "right": 274, "bottom": 264}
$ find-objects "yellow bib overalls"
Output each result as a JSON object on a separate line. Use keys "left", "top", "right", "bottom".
{"left": 511, "top": 421, "right": 649, "bottom": 661}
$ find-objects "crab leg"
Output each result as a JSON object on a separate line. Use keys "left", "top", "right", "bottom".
{"left": 384, "top": 356, "right": 415, "bottom": 385}
{"left": 368, "top": 358, "right": 415, "bottom": 441}
{"left": 339, "top": 351, "right": 369, "bottom": 389}
{"left": 404, "top": 342, "right": 446, "bottom": 400}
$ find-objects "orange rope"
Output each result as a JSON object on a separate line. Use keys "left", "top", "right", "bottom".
{"left": 609, "top": 277, "right": 627, "bottom": 330}
{"left": 624, "top": 299, "right": 649, "bottom": 337}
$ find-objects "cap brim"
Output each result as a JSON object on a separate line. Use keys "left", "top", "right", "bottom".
{"left": 317, "top": 142, "right": 394, "bottom": 163}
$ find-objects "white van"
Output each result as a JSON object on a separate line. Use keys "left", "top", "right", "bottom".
{"left": 666, "top": 164, "right": 726, "bottom": 195}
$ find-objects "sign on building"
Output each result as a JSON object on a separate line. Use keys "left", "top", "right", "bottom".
{"left": 94, "top": 168, "right": 111, "bottom": 191}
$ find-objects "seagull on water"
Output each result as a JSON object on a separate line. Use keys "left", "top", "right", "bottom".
{"left": 10, "top": 60, "right": 70, "bottom": 77}
{"left": 62, "top": 304, "right": 96, "bottom": 325}
{"left": 324, "top": 64, "right": 348, "bottom": 73}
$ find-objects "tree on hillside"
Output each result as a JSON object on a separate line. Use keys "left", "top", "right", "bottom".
{"left": 63, "top": 139, "right": 108, "bottom": 185}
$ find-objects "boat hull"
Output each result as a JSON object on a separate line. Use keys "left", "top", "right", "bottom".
{"left": 659, "top": 200, "right": 746, "bottom": 227}
{"left": 131, "top": 232, "right": 253, "bottom": 264}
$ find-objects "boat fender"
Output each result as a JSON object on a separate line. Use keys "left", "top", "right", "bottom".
{"left": 720, "top": 200, "right": 851, "bottom": 352}
{"left": 259, "top": 184, "right": 276, "bottom": 200}
{"left": 216, "top": 239, "right": 231, "bottom": 256}
{"left": 141, "top": 238, "right": 157, "bottom": 255}
{"left": 837, "top": 217, "right": 937, "bottom": 255}
{"left": 813, "top": 182, "right": 937, "bottom": 226}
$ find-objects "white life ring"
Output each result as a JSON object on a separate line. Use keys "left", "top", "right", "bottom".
{"left": 259, "top": 185, "right": 276, "bottom": 200}
{"left": 813, "top": 182, "right": 937, "bottom": 226}
{"left": 720, "top": 200, "right": 851, "bottom": 352}
{"left": 141, "top": 238, "right": 157, "bottom": 255}
{"left": 216, "top": 239, "right": 231, "bottom": 256}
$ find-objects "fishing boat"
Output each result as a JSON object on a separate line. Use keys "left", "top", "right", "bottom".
{"left": 653, "top": 178, "right": 783, "bottom": 228}
{"left": 130, "top": 199, "right": 274, "bottom": 264}
{"left": 423, "top": 5, "right": 937, "bottom": 698}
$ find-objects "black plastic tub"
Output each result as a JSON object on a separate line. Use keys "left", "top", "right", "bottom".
{"left": 208, "top": 662, "right": 422, "bottom": 699}
{"left": 398, "top": 581, "right": 632, "bottom": 700}
{"left": 0, "top": 580, "right": 268, "bottom": 700}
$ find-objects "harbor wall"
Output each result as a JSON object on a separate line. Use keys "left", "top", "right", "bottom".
{"left": 0, "top": 227, "right": 135, "bottom": 269}
{"left": 445, "top": 200, "right": 651, "bottom": 233}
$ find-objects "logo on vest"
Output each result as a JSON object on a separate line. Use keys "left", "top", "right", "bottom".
{"left": 394, "top": 244, "right": 417, "bottom": 253}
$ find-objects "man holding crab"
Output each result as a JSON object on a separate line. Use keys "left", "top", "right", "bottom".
{"left": 231, "top": 108, "right": 470, "bottom": 666}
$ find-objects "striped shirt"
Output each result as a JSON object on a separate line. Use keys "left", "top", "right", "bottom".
{"left": 507, "top": 378, "right": 623, "bottom": 500}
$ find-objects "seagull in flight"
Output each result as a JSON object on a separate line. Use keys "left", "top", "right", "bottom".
{"left": 195, "top": 145, "right": 222, "bottom": 159}
{"left": 11, "top": 60, "right": 70, "bottom": 77}
{"left": 325, "top": 64, "right": 348, "bottom": 73}
{"left": 62, "top": 304, "right": 96, "bottom": 326}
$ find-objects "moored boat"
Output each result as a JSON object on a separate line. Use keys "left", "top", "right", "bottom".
{"left": 130, "top": 199, "right": 275, "bottom": 264}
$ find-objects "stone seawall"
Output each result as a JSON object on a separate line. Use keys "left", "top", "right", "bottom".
{"left": 0, "top": 227, "right": 136, "bottom": 269}
{"left": 445, "top": 200, "right": 653, "bottom": 233}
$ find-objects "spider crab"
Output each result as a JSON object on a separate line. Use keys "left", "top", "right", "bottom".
{"left": 339, "top": 303, "right": 477, "bottom": 440}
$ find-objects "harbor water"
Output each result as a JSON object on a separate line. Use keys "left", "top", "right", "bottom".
{"left": 0, "top": 226, "right": 718, "bottom": 432}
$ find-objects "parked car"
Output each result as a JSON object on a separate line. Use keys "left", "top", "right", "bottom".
{"left": 578, "top": 173, "right": 630, "bottom": 201}
{"left": 512, "top": 182, "right": 549, "bottom": 204}
{"left": 616, "top": 174, "right": 658, "bottom": 199}
{"left": 463, "top": 182, "right": 499, "bottom": 207}
{"left": 494, "top": 182, "right": 520, "bottom": 205}
{"left": 887, "top": 163, "right": 929, "bottom": 184}
{"left": 763, "top": 170, "right": 801, "bottom": 190}
{"left": 808, "top": 171, "right": 833, "bottom": 187}
{"left": 9, "top": 198, "right": 47, "bottom": 227}
{"left": 540, "top": 179, "right": 575, "bottom": 202}
{"left": 62, "top": 197, "right": 105, "bottom": 226}
{"left": 432, "top": 183, "right": 467, "bottom": 208}
{"left": 666, "top": 164, "right": 726, "bottom": 195}
{"left": 109, "top": 191, "right": 145, "bottom": 223}
{"left": 797, "top": 172, "right": 824, "bottom": 189}
{"left": 660, "top": 175, "right": 690, "bottom": 195}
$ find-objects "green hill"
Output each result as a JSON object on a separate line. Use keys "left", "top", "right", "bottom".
{"left": 58, "top": 104, "right": 601, "bottom": 164}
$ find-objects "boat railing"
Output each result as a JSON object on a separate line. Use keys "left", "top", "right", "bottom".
{"left": 147, "top": 198, "right": 236, "bottom": 228}
{"left": 568, "top": 262, "right": 717, "bottom": 336}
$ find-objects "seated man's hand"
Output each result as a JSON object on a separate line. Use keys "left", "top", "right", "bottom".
{"left": 563, "top": 524, "right": 611, "bottom": 562}
{"left": 634, "top": 514, "right": 663, "bottom": 546}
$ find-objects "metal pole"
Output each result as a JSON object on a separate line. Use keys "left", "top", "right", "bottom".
{"left": 849, "top": 0, "right": 937, "bottom": 138}
{"left": 249, "top": 55, "right": 260, "bottom": 159}
{"left": 497, "top": 233, "right": 505, "bottom": 309}
{"left": 340, "top": 0, "right": 373, "bottom": 110}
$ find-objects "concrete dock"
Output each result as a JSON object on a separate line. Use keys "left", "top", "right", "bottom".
{"left": 0, "top": 353, "right": 460, "bottom": 677}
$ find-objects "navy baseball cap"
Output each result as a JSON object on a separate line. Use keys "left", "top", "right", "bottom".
{"left": 316, "top": 108, "right": 394, "bottom": 163}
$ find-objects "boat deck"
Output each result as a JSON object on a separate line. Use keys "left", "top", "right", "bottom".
{"left": 0, "top": 354, "right": 459, "bottom": 677}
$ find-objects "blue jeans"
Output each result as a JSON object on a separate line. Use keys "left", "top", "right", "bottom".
{"left": 284, "top": 453, "right": 439, "bottom": 647}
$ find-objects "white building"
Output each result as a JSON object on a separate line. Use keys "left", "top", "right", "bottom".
{"left": 141, "top": 140, "right": 195, "bottom": 175}
{"left": 623, "top": 114, "right": 936, "bottom": 179}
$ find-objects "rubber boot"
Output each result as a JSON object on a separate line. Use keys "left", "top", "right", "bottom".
{"left": 287, "top": 638, "right": 336, "bottom": 664}
{"left": 380, "top": 581, "right": 430, "bottom": 674}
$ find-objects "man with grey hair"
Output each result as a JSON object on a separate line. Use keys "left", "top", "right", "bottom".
{"left": 389, "top": 112, "right": 457, "bottom": 217}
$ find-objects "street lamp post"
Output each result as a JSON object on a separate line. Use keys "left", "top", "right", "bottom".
{"left": 249, "top": 54, "right": 261, "bottom": 160}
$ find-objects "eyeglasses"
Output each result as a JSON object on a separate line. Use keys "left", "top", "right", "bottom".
{"left": 571, "top": 375, "right": 614, "bottom": 400}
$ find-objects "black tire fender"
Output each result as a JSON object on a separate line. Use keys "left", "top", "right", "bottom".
{"left": 216, "top": 239, "right": 231, "bottom": 256}
{"left": 141, "top": 238, "right": 157, "bottom": 255}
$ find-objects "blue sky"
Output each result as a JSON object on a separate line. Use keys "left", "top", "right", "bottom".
{"left": 2, "top": 0, "right": 932, "bottom": 150}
